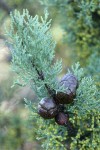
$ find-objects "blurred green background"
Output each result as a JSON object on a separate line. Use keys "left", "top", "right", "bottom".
{"left": 0, "top": 0, "right": 71, "bottom": 150}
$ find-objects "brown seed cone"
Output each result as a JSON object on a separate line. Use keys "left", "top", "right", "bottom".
{"left": 38, "top": 97, "right": 58, "bottom": 119}
{"left": 55, "top": 112, "right": 69, "bottom": 125}
{"left": 55, "top": 73, "right": 78, "bottom": 104}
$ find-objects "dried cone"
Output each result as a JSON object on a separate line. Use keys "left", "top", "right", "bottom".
{"left": 55, "top": 73, "right": 78, "bottom": 104}
{"left": 38, "top": 97, "right": 58, "bottom": 119}
{"left": 55, "top": 112, "right": 69, "bottom": 125}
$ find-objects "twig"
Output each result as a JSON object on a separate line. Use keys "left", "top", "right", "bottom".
{"left": 31, "top": 62, "right": 55, "bottom": 97}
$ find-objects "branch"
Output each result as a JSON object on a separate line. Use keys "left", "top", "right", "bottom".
{"left": 65, "top": 121, "right": 78, "bottom": 137}
{"left": 31, "top": 62, "right": 55, "bottom": 98}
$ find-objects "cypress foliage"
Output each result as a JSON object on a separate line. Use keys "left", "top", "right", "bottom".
{"left": 6, "top": 9, "right": 100, "bottom": 150}
{"left": 42, "top": 0, "right": 100, "bottom": 88}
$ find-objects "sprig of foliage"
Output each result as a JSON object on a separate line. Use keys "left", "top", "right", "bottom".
{"left": 25, "top": 62, "right": 100, "bottom": 149}
{"left": 6, "top": 9, "right": 63, "bottom": 99}
{"left": 69, "top": 77, "right": 100, "bottom": 116}
{"left": 41, "top": 0, "right": 100, "bottom": 89}
{"left": 41, "top": 0, "right": 100, "bottom": 60}
{"left": 68, "top": 62, "right": 84, "bottom": 81}
{"left": 25, "top": 100, "right": 67, "bottom": 150}
{"left": 67, "top": 63, "right": 100, "bottom": 116}
{"left": 6, "top": 8, "right": 100, "bottom": 150}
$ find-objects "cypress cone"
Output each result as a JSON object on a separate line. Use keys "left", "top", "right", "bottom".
{"left": 38, "top": 97, "right": 58, "bottom": 119}
{"left": 55, "top": 112, "right": 69, "bottom": 125}
{"left": 55, "top": 73, "right": 78, "bottom": 104}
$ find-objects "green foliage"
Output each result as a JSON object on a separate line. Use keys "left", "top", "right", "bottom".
{"left": 0, "top": 111, "right": 35, "bottom": 150}
{"left": 41, "top": 0, "right": 100, "bottom": 88}
{"left": 6, "top": 9, "right": 63, "bottom": 99}
{"left": 70, "top": 109, "right": 100, "bottom": 150}
{"left": 6, "top": 8, "right": 100, "bottom": 150}
{"left": 87, "top": 52, "right": 100, "bottom": 88}
{"left": 25, "top": 63, "right": 100, "bottom": 150}
{"left": 68, "top": 63, "right": 100, "bottom": 116}
{"left": 25, "top": 100, "right": 68, "bottom": 150}
{"left": 42, "top": 0, "right": 100, "bottom": 58}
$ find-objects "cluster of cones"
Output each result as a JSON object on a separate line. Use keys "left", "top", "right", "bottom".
{"left": 38, "top": 73, "right": 78, "bottom": 126}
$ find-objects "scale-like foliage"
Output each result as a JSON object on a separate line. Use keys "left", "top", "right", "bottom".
{"left": 25, "top": 63, "right": 100, "bottom": 150}
{"left": 6, "top": 9, "right": 100, "bottom": 150}
{"left": 68, "top": 63, "right": 100, "bottom": 115}
{"left": 6, "top": 9, "right": 63, "bottom": 99}
{"left": 41, "top": 0, "right": 100, "bottom": 89}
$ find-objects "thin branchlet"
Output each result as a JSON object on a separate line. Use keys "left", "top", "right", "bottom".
{"left": 31, "top": 61, "right": 54, "bottom": 97}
